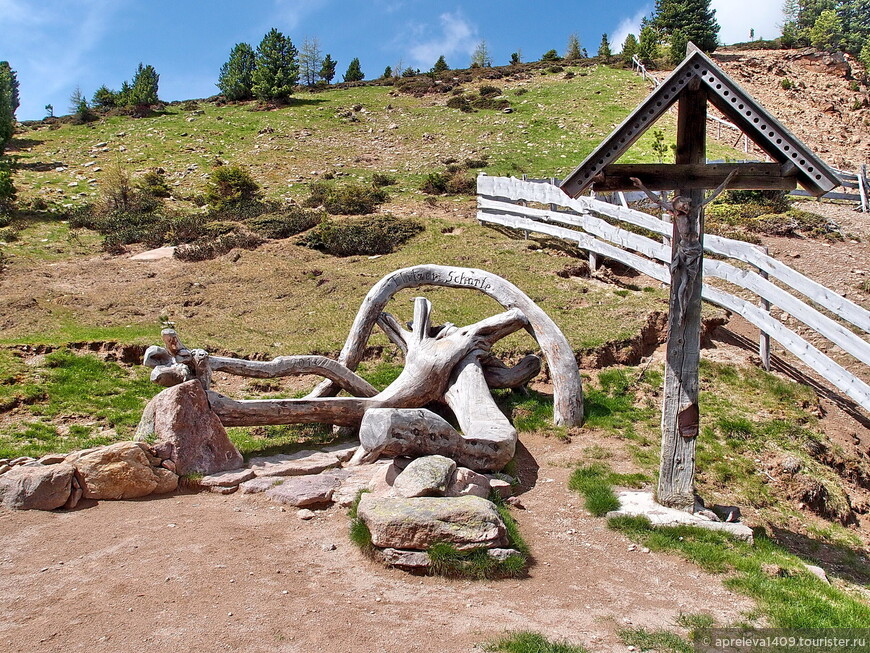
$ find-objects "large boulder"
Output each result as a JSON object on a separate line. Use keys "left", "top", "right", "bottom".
{"left": 0, "top": 463, "right": 74, "bottom": 510}
{"left": 357, "top": 494, "right": 508, "bottom": 551}
{"left": 67, "top": 442, "right": 161, "bottom": 500}
{"left": 140, "top": 380, "right": 243, "bottom": 476}
{"left": 392, "top": 455, "right": 456, "bottom": 498}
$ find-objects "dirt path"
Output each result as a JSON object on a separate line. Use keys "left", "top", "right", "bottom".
{"left": 0, "top": 433, "right": 752, "bottom": 653}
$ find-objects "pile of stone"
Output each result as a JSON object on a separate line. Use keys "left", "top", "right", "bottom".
{"left": 0, "top": 441, "right": 178, "bottom": 510}
{"left": 355, "top": 455, "right": 522, "bottom": 570}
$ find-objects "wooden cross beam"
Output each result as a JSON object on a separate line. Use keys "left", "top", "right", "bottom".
{"left": 591, "top": 162, "right": 798, "bottom": 192}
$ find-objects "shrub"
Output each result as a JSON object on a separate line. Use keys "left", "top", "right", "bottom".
{"left": 303, "top": 181, "right": 388, "bottom": 215}
{"left": 174, "top": 229, "right": 264, "bottom": 262}
{"left": 371, "top": 172, "right": 397, "bottom": 187}
{"left": 421, "top": 167, "right": 476, "bottom": 195}
{"left": 478, "top": 84, "right": 501, "bottom": 97}
{"left": 0, "top": 161, "right": 15, "bottom": 215}
{"left": 245, "top": 206, "right": 323, "bottom": 238}
{"left": 780, "top": 77, "right": 793, "bottom": 90}
{"left": 300, "top": 214, "right": 423, "bottom": 256}
{"left": 446, "top": 95, "right": 473, "bottom": 112}
{"left": 137, "top": 169, "right": 171, "bottom": 198}
{"left": 470, "top": 93, "right": 510, "bottom": 110}
{"left": 204, "top": 165, "right": 260, "bottom": 210}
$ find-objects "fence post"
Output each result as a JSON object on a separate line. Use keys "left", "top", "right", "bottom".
{"left": 758, "top": 246, "right": 771, "bottom": 371}
{"left": 859, "top": 164, "right": 868, "bottom": 213}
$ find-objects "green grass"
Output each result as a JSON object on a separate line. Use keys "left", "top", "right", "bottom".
{"left": 608, "top": 516, "right": 870, "bottom": 629}
{"left": 227, "top": 423, "right": 336, "bottom": 460}
{"left": 617, "top": 627, "right": 692, "bottom": 653}
{"left": 582, "top": 367, "right": 660, "bottom": 433}
{"left": 348, "top": 490, "right": 374, "bottom": 551}
{"left": 0, "top": 348, "right": 155, "bottom": 458}
{"left": 486, "top": 631, "right": 588, "bottom": 653}
{"left": 568, "top": 462, "right": 650, "bottom": 516}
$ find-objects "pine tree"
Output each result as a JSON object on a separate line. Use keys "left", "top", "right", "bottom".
{"left": 809, "top": 8, "right": 843, "bottom": 49}
{"left": 652, "top": 0, "right": 720, "bottom": 53}
{"left": 621, "top": 33, "right": 640, "bottom": 63}
{"left": 319, "top": 54, "right": 337, "bottom": 84}
{"left": 299, "top": 37, "right": 323, "bottom": 86}
{"left": 598, "top": 34, "right": 612, "bottom": 58}
{"left": 669, "top": 29, "right": 690, "bottom": 64}
{"left": 565, "top": 34, "right": 582, "bottom": 61}
{"left": 0, "top": 62, "right": 19, "bottom": 114}
{"left": 252, "top": 28, "right": 299, "bottom": 102}
{"left": 432, "top": 55, "right": 449, "bottom": 74}
{"left": 92, "top": 85, "right": 117, "bottom": 108}
{"left": 44, "top": 104, "right": 54, "bottom": 118}
{"left": 838, "top": 0, "right": 870, "bottom": 55}
{"left": 127, "top": 63, "right": 160, "bottom": 106}
{"left": 471, "top": 40, "right": 492, "bottom": 67}
{"left": 343, "top": 58, "right": 364, "bottom": 82}
{"left": 541, "top": 49, "right": 560, "bottom": 62}
{"left": 0, "top": 65, "right": 15, "bottom": 154}
{"left": 637, "top": 25, "right": 659, "bottom": 66}
{"left": 382, "top": 65, "right": 392, "bottom": 79}
{"left": 217, "top": 43, "right": 256, "bottom": 100}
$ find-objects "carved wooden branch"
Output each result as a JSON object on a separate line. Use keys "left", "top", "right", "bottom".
{"left": 208, "top": 355, "right": 378, "bottom": 397}
{"left": 208, "top": 301, "right": 530, "bottom": 428}
{"left": 307, "top": 265, "right": 583, "bottom": 426}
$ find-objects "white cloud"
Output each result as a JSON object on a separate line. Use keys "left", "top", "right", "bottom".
{"left": 712, "top": 0, "right": 784, "bottom": 44}
{"left": 270, "top": 0, "right": 329, "bottom": 30}
{"left": 611, "top": 5, "right": 651, "bottom": 53}
{"left": 405, "top": 11, "right": 478, "bottom": 69}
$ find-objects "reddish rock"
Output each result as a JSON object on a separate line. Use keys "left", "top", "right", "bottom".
{"left": 264, "top": 474, "right": 341, "bottom": 507}
{"left": 148, "top": 380, "right": 243, "bottom": 475}
{"left": 0, "top": 463, "right": 74, "bottom": 510}
{"left": 68, "top": 442, "right": 158, "bottom": 500}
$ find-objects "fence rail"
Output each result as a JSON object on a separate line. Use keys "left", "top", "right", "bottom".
{"left": 477, "top": 175, "right": 870, "bottom": 411}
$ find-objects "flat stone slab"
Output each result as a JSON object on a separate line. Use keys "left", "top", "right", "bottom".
{"left": 608, "top": 491, "right": 754, "bottom": 543}
{"left": 130, "top": 246, "right": 176, "bottom": 261}
{"left": 321, "top": 442, "right": 358, "bottom": 463}
{"left": 357, "top": 494, "right": 508, "bottom": 551}
{"left": 379, "top": 548, "right": 431, "bottom": 570}
{"left": 239, "top": 477, "right": 284, "bottom": 494}
{"left": 200, "top": 468, "right": 256, "bottom": 488}
{"left": 249, "top": 451, "right": 341, "bottom": 478}
{"left": 265, "top": 474, "right": 341, "bottom": 507}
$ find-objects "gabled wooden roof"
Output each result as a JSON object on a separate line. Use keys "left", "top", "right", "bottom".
{"left": 560, "top": 46, "right": 839, "bottom": 198}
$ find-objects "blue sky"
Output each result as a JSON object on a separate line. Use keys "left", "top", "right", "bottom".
{"left": 2, "top": 0, "right": 785, "bottom": 121}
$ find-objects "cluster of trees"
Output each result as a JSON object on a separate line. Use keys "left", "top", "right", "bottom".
{"left": 620, "top": 0, "right": 720, "bottom": 67}
{"left": 81, "top": 63, "right": 160, "bottom": 115}
{"left": 0, "top": 62, "right": 19, "bottom": 154}
{"left": 217, "top": 28, "right": 365, "bottom": 102}
{"left": 782, "top": 1, "right": 870, "bottom": 66}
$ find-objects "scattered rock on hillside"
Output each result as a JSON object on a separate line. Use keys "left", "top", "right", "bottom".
{"left": 265, "top": 474, "right": 341, "bottom": 507}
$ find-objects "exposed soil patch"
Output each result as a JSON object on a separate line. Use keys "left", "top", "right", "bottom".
{"left": 0, "top": 432, "right": 752, "bottom": 653}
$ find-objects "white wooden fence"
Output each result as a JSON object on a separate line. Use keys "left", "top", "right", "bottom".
{"left": 477, "top": 175, "right": 870, "bottom": 412}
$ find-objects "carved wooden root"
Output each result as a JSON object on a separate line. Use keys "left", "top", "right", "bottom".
{"left": 357, "top": 352, "right": 517, "bottom": 471}
{"left": 209, "top": 299, "right": 529, "bottom": 427}
{"left": 307, "top": 265, "right": 583, "bottom": 426}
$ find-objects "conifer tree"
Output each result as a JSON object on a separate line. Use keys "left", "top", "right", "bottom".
{"left": 565, "top": 34, "right": 582, "bottom": 60}
{"left": 669, "top": 29, "right": 690, "bottom": 64}
{"left": 637, "top": 25, "right": 659, "bottom": 66}
{"left": 382, "top": 65, "right": 392, "bottom": 79}
{"left": 217, "top": 43, "right": 256, "bottom": 100}
{"left": 0, "top": 64, "right": 16, "bottom": 154}
{"left": 471, "top": 40, "right": 492, "bottom": 67}
{"left": 320, "top": 54, "right": 337, "bottom": 84}
{"left": 252, "top": 28, "right": 299, "bottom": 102}
{"left": 128, "top": 63, "right": 159, "bottom": 105}
{"left": 0, "top": 62, "right": 19, "bottom": 114}
{"left": 809, "top": 8, "right": 843, "bottom": 50}
{"left": 299, "top": 37, "right": 323, "bottom": 86}
{"left": 598, "top": 34, "right": 612, "bottom": 58}
{"left": 92, "top": 85, "right": 117, "bottom": 108}
{"left": 621, "top": 33, "right": 639, "bottom": 63}
{"left": 432, "top": 55, "right": 449, "bottom": 74}
{"left": 343, "top": 57, "right": 365, "bottom": 82}
{"left": 652, "top": 0, "right": 720, "bottom": 53}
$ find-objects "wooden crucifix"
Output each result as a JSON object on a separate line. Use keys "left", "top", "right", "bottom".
{"left": 559, "top": 44, "right": 837, "bottom": 512}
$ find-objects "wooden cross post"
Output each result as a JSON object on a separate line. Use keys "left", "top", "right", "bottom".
{"left": 658, "top": 78, "right": 706, "bottom": 511}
